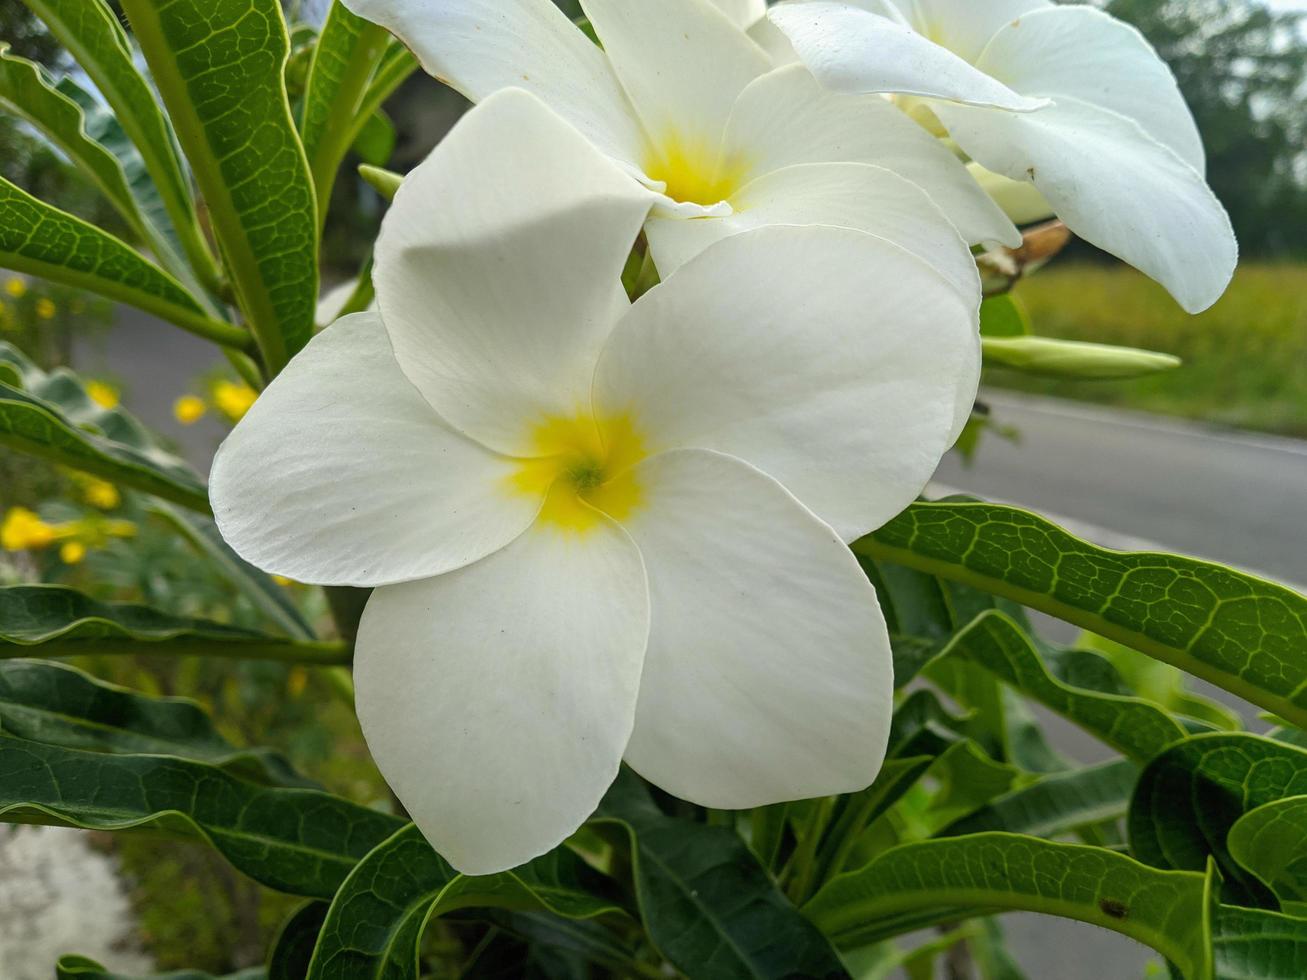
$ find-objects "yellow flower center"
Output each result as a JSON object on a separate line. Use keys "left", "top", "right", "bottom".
{"left": 509, "top": 412, "right": 648, "bottom": 533}
{"left": 644, "top": 132, "right": 752, "bottom": 207}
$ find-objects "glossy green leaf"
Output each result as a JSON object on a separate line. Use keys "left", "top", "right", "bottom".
{"left": 938, "top": 611, "right": 1187, "bottom": 762}
{"left": 0, "top": 734, "right": 404, "bottom": 897}
{"left": 1129, "top": 734, "right": 1307, "bottom": 907}
{"left": 0, "top": 343, "right": 215, "bottom": 510}
{"left": 56, "top": 955, "right": 264, "bottom": 980}
{"left": 0, "top": 46, "right": 145, "bottom": 238}
{"left": 305, "top": 824, "right": 623, "bottom": 980}
{"left": 21, "top": 0, "right": 219, "bottom": 288}
{"left": 269, "top": 902, "right": 330, "bottom": 980}
{"left": 1228, "top": 796, "right": 1307, "bottom": 914}
{"left": 300, "top": 2, "right": 389, "bottom": 208}
{"left": 0, "top": 180, "right": 245, "bottom": 348}
{"left": 979, "top": 293, "right": 1030, "bottom": 337}
{"left": 0, "top": 659, "right": 312, "bottom": 787}
{"left": 804, "top": 834, "right": 1211, "bottom": 977}
{"left": 594, "top": 770, "right": 849, "bottom": 980}
{"left": 149, "top": 503, "right": 315, "bottom": 640}
{"left": 983, "top": 336, "right": 1181, "bottom": 379}
{"left": 120, "top": 0, "right": 319, "bottom": 374}
{"left": 1212, "top": 905, "right": 1307, "bottom": 979}
{"left": 56, "top": 76, "right": 193, "bottom": 282}
{"left": 0, "top": 585, "right": 348, "bottom": 665}
{"left": 942, "top": 759, "right": 1137, "bottom": 839}
{"left": 857, "top": 500, "right": 1307, "bottom": 729}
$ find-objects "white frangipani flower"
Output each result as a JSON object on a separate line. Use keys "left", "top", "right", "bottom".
{"left": 769, "top": 0, "right": 1239, "bottom": 313}
{"left": 209, "top": 90, "right": 982, "bottom": 875}
{"left": 341, "top": 0, "right": 1021, "bottom": 288}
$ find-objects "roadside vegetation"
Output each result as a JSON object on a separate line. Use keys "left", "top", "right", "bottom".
{"left": 992, "top": 261, "right": 1307, "bottom": 438}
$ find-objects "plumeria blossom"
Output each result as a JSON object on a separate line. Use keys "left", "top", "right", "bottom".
{"left": 210, "top": 90, "right": 982, "bottom": 875}
{"left": 768, "top": 0, "right": 1238, "bottom": 313}
{"left": 342, "top": 0, "right": 1022, "bottom": 290}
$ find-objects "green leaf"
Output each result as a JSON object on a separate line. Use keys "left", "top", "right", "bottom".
{"left": 0, "top": 46, "right": 146, "bottom": 240}
{"left": 804, "top": 834, "right": 1211, "bottom": 978}
{"left": 356, "top": 41, "right": 419, "bottom": 138}
{"left": 0, "top": 342, "right": 215, "bottom": 510}
{"left": 594, "top": 769, "right": 849, "bottom": 980}
{"left": 1212, "top": 905, "right": 1307, "bottom": 979}
{"left": 937, "top": 611, "right": 1188, "bottom": 762}
{"left": 269, "top": 902, "right": 330, "bottom": 980}
{"left": 305, "top": 824, "right": 624, "bottom": 980}
{"left": 300, "top": 2, "right": 389, "bottom": 209}
{"left": 942, "top": 759, "right": 1138, "bottom": 839}
{"left": 120, "top": 0, "right": 319, "bottom": 374}
{"left": 982, "top": 336, "right": 1182, "bottom": 379}
{"left": 856, "top": 500, "right": 1307, "bottom": 729}
{"left": 56, "top": 77, "right": 192, "bottom": 282}
{"left": 0, "top": 658, "right": 312, "bottom": 787}
{"left": 0, "top": 585, "right": 348, "bottom": 665}
{"left": 1077, "top": 632, "right": 1243, "bottom": 733}
{"left": 1228, "top": 796, "right": 1307, "bottom": 914}
{"left": 352, "top": 110, "right": 397, "bottom": 167}
{"left": 1129, "top": 734, "right": 1307, "bottom": 907}
{"left": 979, "top": 293, "right": 1030, "bottom": 337}
{"left": 149, "top": 503, "right": 315, "bottom": 640}
{"left": 0, "top": 733, "right": 404, "bottom": 897}
{"left": 56, "top": 955, "right": 265, "bottom": 980}
{"left": 21, "top": 0, "right": 220, "bottom": 289}
{"left": 0, "top": 180, "right": 246, "bottom": 348}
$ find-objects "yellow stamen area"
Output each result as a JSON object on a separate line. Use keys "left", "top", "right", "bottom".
{"left": 508, "top": 413, "right": 648, "bottom": 533}
{"left": 644, "top": 132, "right": 752, "bottom": 207}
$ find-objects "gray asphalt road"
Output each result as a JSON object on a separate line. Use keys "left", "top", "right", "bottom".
{"left": 938, "top": 390, "right": 1307, "bottom": 590}
{"left": 71, "top": 313, "right": 1307, "bottom": 979}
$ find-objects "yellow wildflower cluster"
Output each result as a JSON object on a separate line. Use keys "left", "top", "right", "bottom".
{"left": 173, "top": 381, "right": 260, "bottom": 426}
{"left": 86, "top": 381, "right": 121, "bottom": 410}
{"left": 1, "top": 507, "right": 137, "bottom": 565}
{"left": 71, "top": 474, "right": 122, "bottom": 510}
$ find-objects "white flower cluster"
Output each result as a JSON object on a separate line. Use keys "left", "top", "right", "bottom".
{"left": 212, "top": 0, "right": 1235, "bottom": 874}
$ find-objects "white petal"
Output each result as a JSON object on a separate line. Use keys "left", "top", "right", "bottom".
{"left": 908, "top": 0, "right": 1053, "bottom": 64}
{"left": 597, "top": 225, "right": 978, "bottom": 542}
{"left": 768, "top": 1, "right": 1047, "bottom": 111}
{"left": 977, "top": 6, "right": 1205, "bottom": 174}
{"left": 580, "top": 0, "right": 772, "bottom": 152}
{"left": 210, "top": 314, "right": 538, "bottom": 588}
{"left": 342, "top": 0, "right": 645, "bottom": 166}
{"left": 722, "top": 65, "right": 1019, "bottom": 247}
{"left": 646, "top": 161, "right": 981, "bottom": 302}
{"left": 747, "top": 16, "right": 800, "bottom": 66}
{"left": 968, "top": 162, "right": 1055, "bottom": 226}
{"left": 935, "top": 97, "right": 1237, "bottom": 313}
{"left": 707, "top": 0, "right": 767, "bottom": 29}
{"left": 374, "top": 90, "right": 655, "bottom": 455}
{"left": 355, "top": 519, "right": 649, "bottom": 875}
{"left": 619, "top": 449, "right": 892, "bottom": 809}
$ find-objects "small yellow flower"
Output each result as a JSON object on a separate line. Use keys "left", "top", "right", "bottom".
{"left": 213, "top": 381, "right": 258, "bottom": 421}
{"left": 1, "top": 508, "right": 57, "bottom": 551}
{"left": 35, "top": 298, "right": 56, "bottom": 320}
{"left": 86, "top": 381, "right": 120, "bottom": 410}
{"left": 287, "top": 667, "right": 309, "bottom": 698}
{"left": 4, "top": 278, "right": 26, "bottom": 299}
{"left": 173, "top": 395, "right": 208, "bottom": 426}
{"left": 81, "top": 478, "right": 121, "bottom": 510}
{"left": 59, "top": 541, "right": 87, "bottom": 565}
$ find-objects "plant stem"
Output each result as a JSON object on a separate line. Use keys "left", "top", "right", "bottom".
{"left": 786, "top": 797, "right": 836, "bottom": 904}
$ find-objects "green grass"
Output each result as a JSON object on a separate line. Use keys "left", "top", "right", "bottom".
{"left": 990, "top": 261, "right": 1307, "bottom": 437}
